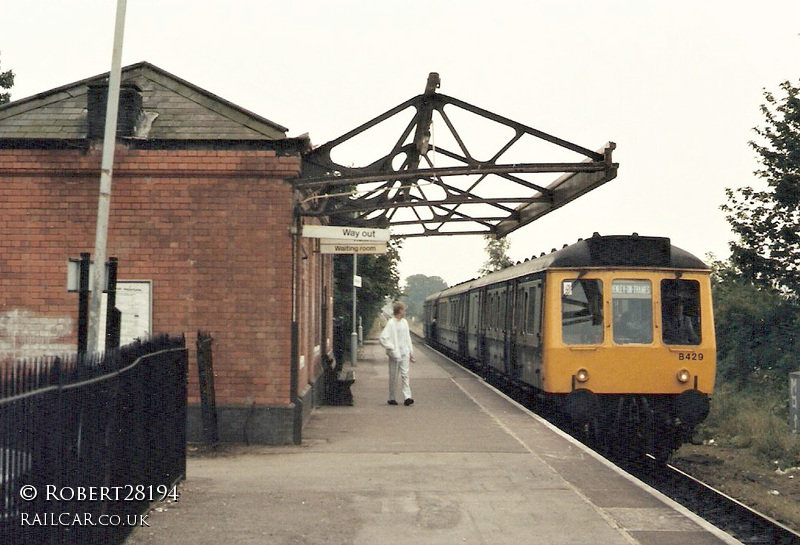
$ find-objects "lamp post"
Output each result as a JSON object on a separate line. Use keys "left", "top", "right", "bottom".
{"left": 87, "top": 0, "right": 127, "bottom": 353}
{"left": 351, "top": 255, "right": 359, "bottom": 367}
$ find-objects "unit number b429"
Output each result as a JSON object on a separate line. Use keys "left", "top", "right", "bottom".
{"left": 678, "top": 352, "right": 703, "bottom": 361}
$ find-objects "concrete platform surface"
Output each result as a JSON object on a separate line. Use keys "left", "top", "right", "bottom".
{"left": 125, "top": 339, "right": 740, "bottom": 545}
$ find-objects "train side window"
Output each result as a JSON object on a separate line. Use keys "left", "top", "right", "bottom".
{"left": 661, "top": 280, "right": 701, "bottom": 345}
{"left": 500, "top": 292, "right": 507, "bottom": 331}
{"left": 562, "top": 279, "right": 604, "bottom": 344}
{"left": 612, "top": 280, "right": 653, "bottom": 344}
{"left": 494, "top": 292, "right": 501, "bottom": 329}
{"left": 520, "top": 289, "right": 528, "bottom": 332}
{"left": 530, "top": 284, "right": 542, "bottom": 341}
{"left": 526, "top": 285, "right": 536, "bottom": 335}
{"left": 471, "top": 293, "right": 480, "bottom": 332}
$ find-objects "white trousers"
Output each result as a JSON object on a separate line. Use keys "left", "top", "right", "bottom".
{"left": 388, "top": 354, "right": 412, "bottom": 401}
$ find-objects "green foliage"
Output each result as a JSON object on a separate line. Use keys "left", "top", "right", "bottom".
{"left": 704, "top": 256, "right": 800, "bottom": 465}
{"left": 721, "top": 80, "right": 800, "bottom": 295}
{"left": 705, "top": 80, "right": 800, "bottom": 467}
{"left": 711, "top": 258, "right": 800, "bottom": 389}
{"left": 0, "top": 52, "right": 14, "bottom": 105}
{"left": 479, "top": 234, "right": 514, "bottom": 276}
{"left": 699, "top": 384, "right": 800, "bottom": 466}
{"left": 402, "top": 274, "right": 448, "bottom": 320}
{"left": 333, "top": 239, "right": 402, "bottom": 338}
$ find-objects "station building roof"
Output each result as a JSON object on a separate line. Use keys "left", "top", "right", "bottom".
{"left": 0, "top": 61, "right": 292, "bottom": 143}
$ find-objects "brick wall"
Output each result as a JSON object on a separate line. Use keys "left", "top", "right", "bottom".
{"left": 296, "top": 234, "right": 332, "bottom": 395}
{"left": 0, "top": 144, "right": 322, "bottom": 409}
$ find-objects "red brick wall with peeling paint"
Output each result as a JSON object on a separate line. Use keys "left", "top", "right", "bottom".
{"left": 0, "top": 144, "right": 332, "bottom": 409}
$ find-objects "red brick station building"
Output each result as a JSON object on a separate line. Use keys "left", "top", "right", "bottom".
{"left": 0, "top": 62, "right": 335, "bottom": 444}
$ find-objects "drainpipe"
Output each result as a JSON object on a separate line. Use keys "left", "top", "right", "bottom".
{"left": 291, "top": 211, "right": 302, "bottom": 445}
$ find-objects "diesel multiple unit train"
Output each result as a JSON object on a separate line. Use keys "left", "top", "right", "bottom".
{"left": 423, "top": 233, "right": 716, "bottom": 461}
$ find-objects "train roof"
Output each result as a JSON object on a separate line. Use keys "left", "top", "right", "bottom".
{"left": 425, "top": 233, "right": 709, "bottom": 301}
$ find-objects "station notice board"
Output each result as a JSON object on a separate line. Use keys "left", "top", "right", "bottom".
{"left": 97, "top": 280, "right": 153, "bottom": 351}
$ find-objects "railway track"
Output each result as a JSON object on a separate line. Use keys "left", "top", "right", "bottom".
{"left": 528, "top": 387, "right": 800, "bottom": 544}
{"left": 537, "top": 396, "right": 800, "bottom": 544}
{"left": 625, "top": 458, "right": 800, "bottom": 545}
{"left": 420, "top": 338, "right": 800, "bottom": 545}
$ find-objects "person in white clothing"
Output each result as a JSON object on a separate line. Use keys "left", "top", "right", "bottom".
{"left": 379, "top": 301, "right": 415, "bottom": 406}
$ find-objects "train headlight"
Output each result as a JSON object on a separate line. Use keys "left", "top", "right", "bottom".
{"left": 677, "top": 369, "right": 691, "bottom": 383}
{"left": 576, "top": 368, "right": 589, "bottom": 383}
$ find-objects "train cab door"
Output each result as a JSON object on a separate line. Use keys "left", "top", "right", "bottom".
{"left": 479, "top": 287, "right": 491, "bottom": 370}
{"left": 457, "top": 293, "right": 468, "bottom": 356}
{"left": 508, "top": 282, "right": 522, "bottom": 378}
{"left": 529, "top": 280, "right": 544, "bottom": 388}
{"left": 502, "top": 284, "right": 514, "bottom": 376}
{"left": 467, "top": 290, "right": 481, "bottom": 362}
{"left": 517, "top": 278, "right": 544, "bottom": 388}
{"left": 430, "top": 298, "right": 439, "bottom": 344}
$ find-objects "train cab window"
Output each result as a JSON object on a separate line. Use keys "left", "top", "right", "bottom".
{"left": 661, "top": 279, "right": 701, "bottom": 345}
{"left": 612, "top": 280, "right": 653, "bottom": 344}
{"left": 561, "top": 279, "right": 604, "bottom": 344}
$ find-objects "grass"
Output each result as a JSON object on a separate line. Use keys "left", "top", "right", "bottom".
{"left": 697, "top": 382, "right": 800, "bottom": 467}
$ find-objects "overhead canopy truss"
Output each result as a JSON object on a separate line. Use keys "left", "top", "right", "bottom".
{"left": 297, "top": 73, "right": 617, "bottom": 238}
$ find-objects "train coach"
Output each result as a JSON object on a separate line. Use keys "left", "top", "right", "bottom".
{"left": 423, "top": 233, "right": 715, "bottom": 461}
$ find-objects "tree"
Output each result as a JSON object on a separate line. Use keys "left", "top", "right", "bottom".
{"left": 478, "top": 234, "right": 514, "bottom": 276}
{"left": 402, "top": 274, "right": 448, "bottom": 320}
{"left": 721, "top": 80, "right": 800, "bottom": 296}
{"left": 0, "top": 52, "right": 14, "bottom": 105}
{"left": 710, "top": 257, "right": 800, "bottom": 389}
{"left": 333, "top": 239, "right": 402, "bottom": 348}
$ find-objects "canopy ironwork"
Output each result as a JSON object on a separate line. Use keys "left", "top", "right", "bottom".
{"left": 297, "top": 73, "right": 617, "bottom": 238}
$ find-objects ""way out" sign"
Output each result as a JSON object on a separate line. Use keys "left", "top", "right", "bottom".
{"left": 301, "top": 225, "right": 390, "bottom": 242}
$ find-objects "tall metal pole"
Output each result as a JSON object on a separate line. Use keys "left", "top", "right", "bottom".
{"left": 351, "top": 254, "right": 358, "bottom": 367}
{"left": 77, "top": 253, "right": 91, "bottom": 358}
{"left": 87, "top": 0, "right": 128, "bottom": 352}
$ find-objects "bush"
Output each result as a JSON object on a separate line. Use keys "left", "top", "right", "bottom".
{"left": 700, "top": 384, "right": 800, "bottom": 467}
{"left": 712, "top": 277, "right": 800, "bottom": 389}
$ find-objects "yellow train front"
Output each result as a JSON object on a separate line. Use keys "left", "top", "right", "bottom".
{"left": 424, "top": 233, "right": 715, "bottom": 461}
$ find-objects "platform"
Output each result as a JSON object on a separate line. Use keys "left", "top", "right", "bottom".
{"left": 126, "top": 339, "right": 741, "bottom": 545}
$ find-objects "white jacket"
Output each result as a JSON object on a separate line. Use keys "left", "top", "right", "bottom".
{"left": 379, "top": 317, "right": 413, "bottom": 360}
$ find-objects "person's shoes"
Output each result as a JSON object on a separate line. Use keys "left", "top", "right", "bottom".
{"left": 387, "top": 400, "right": 398, "bottom": 405}
{"left": 404, "top": 398, "right": 414, "bottom": 406}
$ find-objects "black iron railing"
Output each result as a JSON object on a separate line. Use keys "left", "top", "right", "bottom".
{"left": 0, "top": 335, "right": 187, "bottom": 545}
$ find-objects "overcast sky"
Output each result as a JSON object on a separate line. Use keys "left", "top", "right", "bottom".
{"left": 3, "top": 1, "right": 799, "bottom": 287}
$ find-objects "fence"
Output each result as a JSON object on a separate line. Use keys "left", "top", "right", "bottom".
{"left": 0, "top": 335, "right": 187, "bottom": 545}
